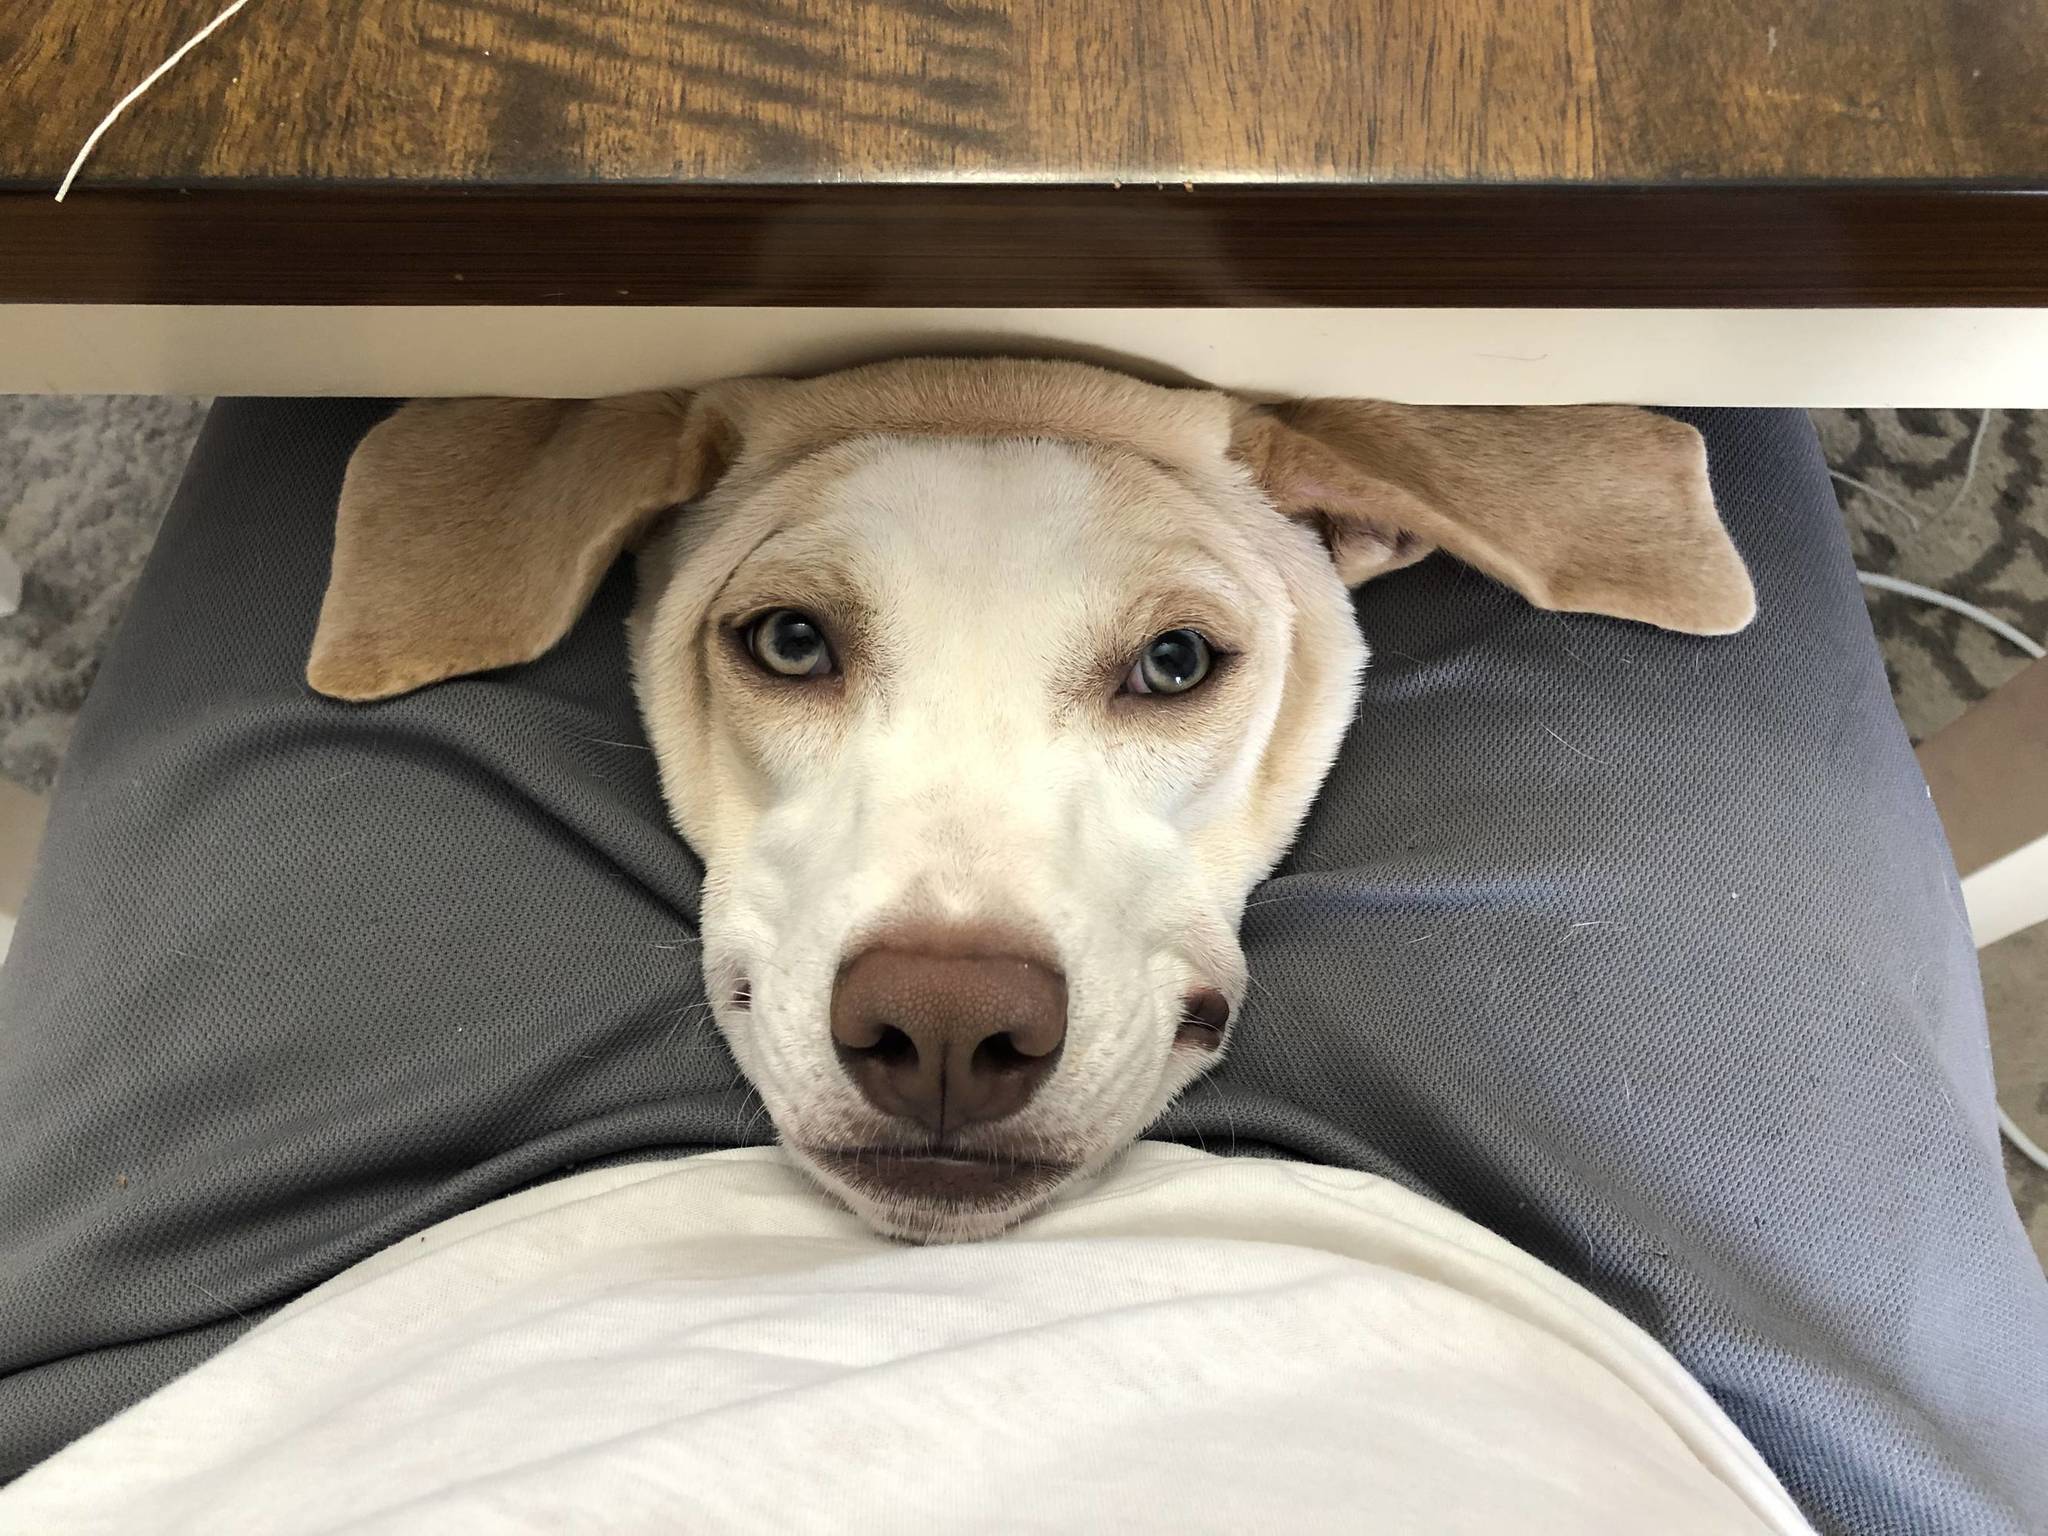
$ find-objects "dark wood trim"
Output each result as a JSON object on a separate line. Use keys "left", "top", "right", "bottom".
{"left": 4, "top": 183, "right": 2045, "bottom": 307}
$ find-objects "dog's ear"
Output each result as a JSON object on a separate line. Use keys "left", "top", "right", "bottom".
{"left": 1230, "top": 400, "right": 1753, "bottom": 634}
{"left": 308, "top": 393, "right": 737, "bottom": 702}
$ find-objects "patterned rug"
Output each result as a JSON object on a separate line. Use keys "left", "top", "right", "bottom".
{"left": 1821, "top": 409, "right": 2047, "bottom": 741}
{"left": 1, "top": 398, "right": 2043, "bottom": 1254}
{"left": 0, "top": 397, "right": 208, "bottom": 790}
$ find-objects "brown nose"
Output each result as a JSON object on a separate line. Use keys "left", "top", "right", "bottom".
{"left": 830, "top": 935, "right": 1067, "bottom": 1138}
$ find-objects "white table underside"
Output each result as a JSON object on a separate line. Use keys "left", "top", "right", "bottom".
{"left": 5, "top": 306, "right": 2047, "bottom": 404}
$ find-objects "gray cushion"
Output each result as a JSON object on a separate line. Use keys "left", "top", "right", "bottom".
{"left": 2, "top": 401, "right": 2042, "bottom": 1533}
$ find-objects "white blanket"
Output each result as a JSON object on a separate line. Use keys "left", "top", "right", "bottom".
{"left": 2, "top": 1144, "right": 1812, "bottom": 1534}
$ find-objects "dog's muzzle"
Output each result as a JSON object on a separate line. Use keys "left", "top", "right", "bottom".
{"left": 808, "top": 1148, "right": 1073, "bottom": 1208}
{"left": 806, "top": 926, "right": 1070, "bottom": 1205}
{"left": 829, "top": 938, "right": 1067, "bottom": 1136}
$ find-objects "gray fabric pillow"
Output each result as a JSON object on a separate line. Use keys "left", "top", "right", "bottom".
{"left": 2, "top": 400, "right": 2042, "bottom": 1533}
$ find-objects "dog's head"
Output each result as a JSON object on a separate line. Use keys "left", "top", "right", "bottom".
{"left": 307, "top": 360, "right": 1750, "bottom": 1240}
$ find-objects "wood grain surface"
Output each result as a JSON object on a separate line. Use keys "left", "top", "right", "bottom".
{"left": 3, "top": 0, "right": 2043, "bottom": 188}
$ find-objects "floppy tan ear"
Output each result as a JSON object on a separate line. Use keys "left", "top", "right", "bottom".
{"left": 1231, "top": 400, "right": 1754, "bottom": 634}
{"left": 308, "top": 393, "right": 734, "bottom": 702}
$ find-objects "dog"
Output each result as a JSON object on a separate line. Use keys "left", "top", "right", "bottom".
{"left": 306, "top": 358, "right": 1752, "bottom": 1242}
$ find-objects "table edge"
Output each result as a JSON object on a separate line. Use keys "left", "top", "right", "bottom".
{"left": 4, "top": 183, "right": 2046, "bottom": 307}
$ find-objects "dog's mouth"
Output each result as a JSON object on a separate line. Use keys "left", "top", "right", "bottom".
{"left": 804, "top": 1146, "right": 1076, "bottom": 1212}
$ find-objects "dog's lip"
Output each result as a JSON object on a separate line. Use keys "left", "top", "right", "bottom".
{"left": 806, "top": 1147, "right": 1074, "bottom": 1206}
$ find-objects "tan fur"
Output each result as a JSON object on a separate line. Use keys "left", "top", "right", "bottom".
{"left": 1232, "top": 398, "right": 1753, "bottom": 633}
{"left": 307, "top": 392, "right": 727, "bottom": 701}
{"left": 312, "top": 361, "right": 1750, "bottom": 706}
{"left": 700, "top": 358, "right": 1239, "bottom": 482}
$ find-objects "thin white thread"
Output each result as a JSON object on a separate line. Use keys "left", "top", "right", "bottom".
{"left": 1829, "top": 469, "right": 1919, "bottom": 525}
{"left": 1830, "top": 410, "right": 1997, "bottom": 532}
{"left": 54, "top": 0, "right": 255, "bottom": 202}
{"left": 1945, "top": 409, "right": 1994, "bottom": 522}
{"left": 1536, "top": 721, "right": 1614, "bottom": 768}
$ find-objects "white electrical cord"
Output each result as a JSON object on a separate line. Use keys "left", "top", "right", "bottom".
{"left": 54, "top": 0, "right": 255, "bottom": 202}
{"left": 1999, "top": 1104, "right": 2048, "bottom": 1174}
{"left": 1855, "top": 568, "right": 2048, "bottom": 1173}
{"left": 0, "top": 546, "right": 21, "bottom": 620}
{"left": 1857, "top": 571, "right": 2046, "bottom": 663}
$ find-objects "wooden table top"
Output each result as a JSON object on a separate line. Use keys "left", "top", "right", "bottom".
{"left": 3, "top": 0, "right": 2045, "bottom": 306}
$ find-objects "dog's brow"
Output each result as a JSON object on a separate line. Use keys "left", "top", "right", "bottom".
{"left": 750, "top": 429, "right": 1204, "bottom": 489}
{"left": 1134, "top": 587, "right": 1250, "bottom": 651}
{"left": 714, "top": 556, "right": 872, "bottom": 626}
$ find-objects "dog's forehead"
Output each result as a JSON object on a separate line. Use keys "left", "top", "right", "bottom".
{"left": 745, "top": 433, "right": 1263, "bottom": 623}
{"left": 706, "top": 357, "right": 1244, "bottom": 479}
{"left": 819, "top": 433, "right": 1205, "bottom": 545}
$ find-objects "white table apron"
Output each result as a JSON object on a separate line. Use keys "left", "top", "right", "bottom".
{"left": 5, "top": 306, "right": 2048, "bottom": 405}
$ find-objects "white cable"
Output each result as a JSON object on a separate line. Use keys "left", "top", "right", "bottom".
{"left": 2000, "top": 1109, "right": 2048, "bottom": 1175}
{"left": 1832, "top": 410, "right": 1995, "bottom": 532}
{"left": 1854, "top": 566, "right": 2048, "bottom": 1172}
{"left": 1856, "top": 572, "right": 2045, "bottom": 661}
{"left": 1945, "top": 410, "right": 1994, "bottom": 523}
{"left": 54, "top": 0, "right": 255, "bottom": 202}
{"left": 1829, "top": 470, "right": 1920, "bottom": 524}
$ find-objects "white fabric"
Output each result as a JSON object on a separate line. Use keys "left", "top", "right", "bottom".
{"left": 4, "top": 1144, "right": 1813, "bottom": 1535}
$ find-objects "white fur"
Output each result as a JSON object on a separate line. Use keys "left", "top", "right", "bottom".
{"left": 632, "top": 434, "right": 1366, "bottom": 1240}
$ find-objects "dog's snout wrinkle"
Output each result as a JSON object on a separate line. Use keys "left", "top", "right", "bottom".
{"left": 830, "top": 931, "right": 1067, "bottom": 1139}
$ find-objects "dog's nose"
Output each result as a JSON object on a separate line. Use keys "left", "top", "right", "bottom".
{"left": 830, "top": 936, "right": 1067, "bottom": 1137}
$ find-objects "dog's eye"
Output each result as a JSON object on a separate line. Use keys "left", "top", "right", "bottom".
{"left": 746, "top": 609, "right": 836, "bottom": 679}
{"left": 1124, "top": 629, "right": 1215, "bottom": 696}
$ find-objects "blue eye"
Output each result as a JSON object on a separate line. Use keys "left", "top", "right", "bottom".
{"left": 1124, "top": 630, "right": 1214, "bottom": 696}
{"left": 746, "top": 610, "right": 835, "bottom": 678}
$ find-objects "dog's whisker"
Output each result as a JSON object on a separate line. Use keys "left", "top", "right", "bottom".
{"left": 518, "top": 934, "right": 703, "bottom": 951}
{"left": 1232, "top": 971, "right": 1323, "bottom": 1089}
{"left": 719, "top": 951, "right": 832, "bottom": 990}
{"left": 648, "top": 1001, "right": 718, "bottom": 1049}
{"left": 188, "top": 1276, "right": 252, "bottom": 1325}
{"left": 740, "top": 1100, "right": 775, "bottom": 1143}
{"left": 1241, "top": 971, "right": 1282, "bottom": 1003}
{"left": 1238, "top": 893, "right": 1304, "bottom": 911}
{"left": 644, "top": 996, "right": 715, "bottom": 1016}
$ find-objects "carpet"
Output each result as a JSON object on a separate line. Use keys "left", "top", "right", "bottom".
{"left": 0, "top": 396, "right": 208, "bottom": 791}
